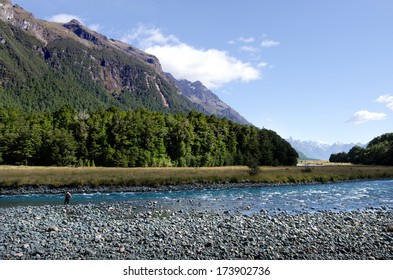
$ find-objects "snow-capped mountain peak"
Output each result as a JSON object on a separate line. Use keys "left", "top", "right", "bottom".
{"left": 286, "top": 138, "right": 365, "bottom": 160}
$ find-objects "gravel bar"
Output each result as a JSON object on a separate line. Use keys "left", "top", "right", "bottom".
{"left": 0, "top": 182, "right": 318, "bottom": 195}
{"left": 1, "top": 203, "right": 392, "bottom": 260}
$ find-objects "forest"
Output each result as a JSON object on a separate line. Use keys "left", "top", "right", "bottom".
{"left": 0, "top": 106, "right": 298, "bottom": 167}
{"left": 329, "top": 133, "right": 393, "bottom": 166}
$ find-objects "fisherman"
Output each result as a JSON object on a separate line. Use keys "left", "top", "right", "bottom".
{"left": 64, "top": 192, "right": 72, "bottom": 205}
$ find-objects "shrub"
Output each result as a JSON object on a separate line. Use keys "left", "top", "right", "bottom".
{"left": 301, "top": 166, "right": 313, "bottom": 173}
{"left": 247, "top": 160, "right": 262, "bottom": 176}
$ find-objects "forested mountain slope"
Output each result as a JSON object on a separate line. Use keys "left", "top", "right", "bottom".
{"left": 0, "top": 4, "right": 195, "bottom": 113}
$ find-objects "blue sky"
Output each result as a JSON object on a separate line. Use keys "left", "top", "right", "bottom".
{"left": 14, "top": 0, "right": 393, "bottom": 144}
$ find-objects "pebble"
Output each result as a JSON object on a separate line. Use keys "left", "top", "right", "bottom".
{"left": 0, "top": 203, "right": 392, "bottom": 260}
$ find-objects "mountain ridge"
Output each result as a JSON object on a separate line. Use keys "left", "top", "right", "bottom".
{"left": 287, "top": 137, "right": 365, "bottom": 160}
{"left": 168, "top": 75, "right": 251, "bottom": 125}
{"left": 0, "top": 1, "right": 249, "bottom": 124}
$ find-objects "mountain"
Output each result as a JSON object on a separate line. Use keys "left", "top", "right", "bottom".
{"left": 330, "top": 132, "right": 393, "bottom": 165}
{"left": 1, "top": 2, "right": 179, "bottom": 111}
{"left": 168, "top": 75, "right": 251, "bottom": 125}
{"left": 287, "top": 137, "right": 365, "bottom": 160}
{"left": 296, "top": 150, "right": 311, "bottom": 160}
{"left": 0, "top": 1, "right": 249, "bottom": 124}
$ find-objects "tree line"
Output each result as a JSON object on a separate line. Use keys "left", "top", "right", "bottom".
{"left": 0, "top": 106, "right": 298, "bottom": 167}
{"left": 329, "top": 133, "right": 393, "bottom": 165}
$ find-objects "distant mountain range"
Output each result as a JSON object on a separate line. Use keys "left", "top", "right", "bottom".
{"left": 287, "top": 138, "right": 365, "bottom": 160}
{"left": 0, "top": 0, "right": 249, "bottom": 124}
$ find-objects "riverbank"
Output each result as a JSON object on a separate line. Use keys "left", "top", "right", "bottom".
{"left": 0, "top": 203, "right": 392, "bottom": 260}
{"left": 1, "top": 165, "right": 393, "bottom": 194}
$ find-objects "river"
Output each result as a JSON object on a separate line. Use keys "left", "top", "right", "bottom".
{"left": 1, "top": 180, "right": 392, "bottom": 214}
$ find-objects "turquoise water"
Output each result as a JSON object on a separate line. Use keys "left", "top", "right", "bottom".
{"left": 1, "top": 180, "right": 393, "bottom": 214}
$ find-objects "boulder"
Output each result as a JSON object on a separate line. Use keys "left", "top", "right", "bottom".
{"left": 46, "top": 226, "right": 59, "bottom": 232}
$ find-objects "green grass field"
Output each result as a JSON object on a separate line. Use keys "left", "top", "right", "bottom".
{"left": 0, "top": 163, "right": 392, "bottom": 189}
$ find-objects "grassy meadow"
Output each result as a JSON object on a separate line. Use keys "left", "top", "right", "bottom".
{"left": 0, "top": 162, "right": 392, "bottom": 190}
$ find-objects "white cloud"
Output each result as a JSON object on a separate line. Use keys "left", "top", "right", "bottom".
{"left": 146, "top": 44, "right": 260, "bottom": 88}
{"left": 88, "top": 24, "right": 100, "bottom": 32}
{"left": 48, "top": 14, "right": 84, "bottom": 24}
{"left": 123, "top": 26, "right": 261, "bottom": 89}
{"left": 347, "top": 110, "right": 387, "bottom": 124}
{"left": 376, "top": 94, "right": 393, "bottom": 110}
{"left": 240, "top": 45, "right": 258, "bottom": 53}
{"left": 257, "top": 61, "right": 269, "bottom": 68}
{"left": 261, "top": 39, "right": 280, "bottom": 48}
{"left": 122, "top": 25, "right": 179, "bottom": 49}
{"left": 239, "top": 36, "right": 255, "bottom": 43}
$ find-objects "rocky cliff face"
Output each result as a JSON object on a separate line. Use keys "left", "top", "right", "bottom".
{"left": 0, "top": 0, "right": 13, "bottom": 22}
{"left": 1, "top": 2, "right": 47, "bottom": 41}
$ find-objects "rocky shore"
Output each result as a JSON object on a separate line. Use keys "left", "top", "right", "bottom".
{"left": 1, "top": 203, "right": 392, "bottom": 260}
{"left": 0, "top": 182, "right": 273, "bottom": 195}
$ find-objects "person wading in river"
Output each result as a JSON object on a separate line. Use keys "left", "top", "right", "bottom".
{"left": 64, "top": 192, "right": 72, "bottom": 205}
